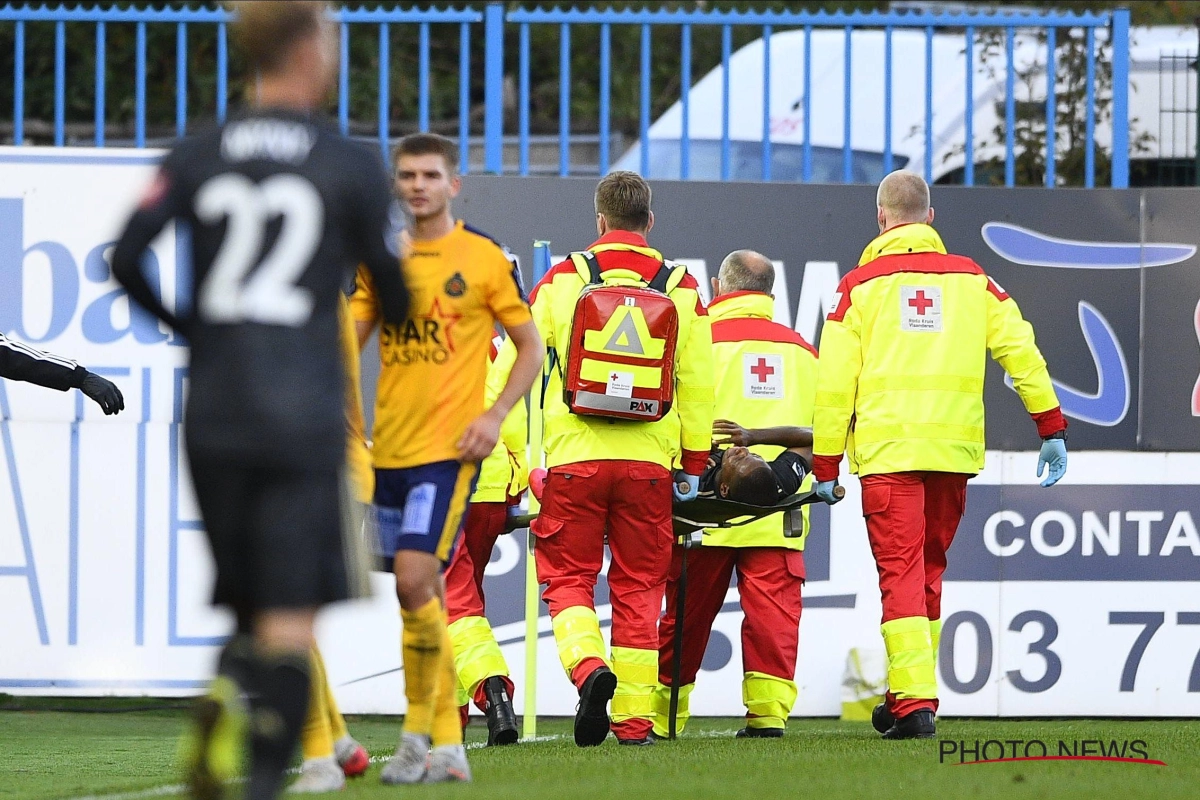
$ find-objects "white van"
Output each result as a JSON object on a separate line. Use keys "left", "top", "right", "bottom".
{"left": 614, "top": 26, "right": 1197, "bottom": 185}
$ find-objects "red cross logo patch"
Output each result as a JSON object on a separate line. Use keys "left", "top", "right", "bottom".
{"left": 743, "top": 353, "right": 784, "bottom": 399}
{"left": 900, "top": 285, "right": 943, "bottom": 332}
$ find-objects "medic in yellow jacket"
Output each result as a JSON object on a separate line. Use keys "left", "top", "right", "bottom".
{"left": 811, "top": 171, "right": 1068, "bottom": 740}
{"left": 527, "top": 171, "right": 715, "bottom": 747}
{"left": 652, "top": 251, "right": 818, "bottom": 740}
{"left": 443, "top": 337, "right": 528, "bottom": 746}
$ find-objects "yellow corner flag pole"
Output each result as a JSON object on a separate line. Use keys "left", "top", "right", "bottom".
{"left": 523, "top": 240, "right": 551, "bottom": 740}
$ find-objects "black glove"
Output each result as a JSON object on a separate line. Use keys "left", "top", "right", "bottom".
{"left": 80, "top": 372, "right": 125, "bottom": 415}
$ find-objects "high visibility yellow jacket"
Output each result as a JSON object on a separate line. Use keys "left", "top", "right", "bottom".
{"left": 528, "top": 231, "right": 715, "bottom": 473}
{"left": 706, "top": 292, "right": 818, "bottom": 549}
{"left": 472, "top": 336, "right": 530, "bottom": 504}
{"left": 812, "top": 223, "right": 1065, "bottom": 481}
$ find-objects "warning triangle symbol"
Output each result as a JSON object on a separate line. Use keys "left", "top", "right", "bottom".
{"left": 603, "top": 312, "right": 646, "bottom": 355}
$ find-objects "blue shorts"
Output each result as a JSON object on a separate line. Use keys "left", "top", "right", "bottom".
{"left": 374, "top": 460, "right": 478, "bottom": 563}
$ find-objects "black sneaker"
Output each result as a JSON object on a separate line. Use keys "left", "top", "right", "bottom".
{"left": 735, "top": 726, "right": 784, "bottom": 739}
{"left": 617, "top": 736, "right": 655, "bottom": 746}
{"left": 483, "top": 676, "right": 519, "bottom": 746}
{"left": 871, "top": 702, "right": 895, "bottom": 734}
{"left": 882, "top": 709, "right": 936, "bottom": 740}
{"left": 573, "top": 667, "right": 617, "bottom": 747}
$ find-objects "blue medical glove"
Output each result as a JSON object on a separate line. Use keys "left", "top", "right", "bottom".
{"left": 1037, "top": 437, "right": 1068, "bottom": 487}
{"left": 673, "top": 471, "right": 700, "bottom": 502}
{"left": 814, "top": 480, "right": 843, "bottom": 505}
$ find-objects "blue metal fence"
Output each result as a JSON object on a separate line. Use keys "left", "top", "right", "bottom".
{"left": 0, "top": 3, "right": 1131, "bottom": 188}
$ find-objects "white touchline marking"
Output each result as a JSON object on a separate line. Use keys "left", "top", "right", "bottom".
{"left": 62, "top": 784, "right": 188, "bottom": 800}
{"left": 60, "top": 731, "right": 621, "bottom": 799}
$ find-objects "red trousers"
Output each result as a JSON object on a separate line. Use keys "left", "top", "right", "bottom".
{"left": 445, "top": 501, "right": 508, "bottom": 624}
{"left": 657, "top": 546, "right": 804, "bottom": 689}
{"left": 861, "top": 471, "right": 968, "bottom": 716}
{"left": 533, "top": 460, "right": 673, "bottom": 649}
{"left": 533, "top": 460, "right": 673, "bottom": 738}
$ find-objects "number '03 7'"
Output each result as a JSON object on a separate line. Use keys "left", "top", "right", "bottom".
{"left": 939, "top": 610, "right": 1200, "bottom": 694}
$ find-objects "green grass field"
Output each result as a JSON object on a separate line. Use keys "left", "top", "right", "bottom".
{"left": 2, "top": 697, "right": 1197, "bottom": 800}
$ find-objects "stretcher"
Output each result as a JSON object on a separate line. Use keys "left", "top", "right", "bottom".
{"left": 503, "top": 487, "right": 835, "bottom": 740}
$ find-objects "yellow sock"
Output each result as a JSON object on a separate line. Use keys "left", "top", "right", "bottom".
{"left": 300, "top": 647, "right": 335, "bottom": 761}
{"left": 431, "top": 608, "right": 464, "bottom": 748}
{"left": 312, "top": 648, "right": 350, "bottom": 742}
{"left": 400, "top": 596, "right": 444, "bottom": 737}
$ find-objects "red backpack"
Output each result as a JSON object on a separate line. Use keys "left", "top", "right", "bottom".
{"left": 562, "top": 250, "right": 686, "bottom": 422}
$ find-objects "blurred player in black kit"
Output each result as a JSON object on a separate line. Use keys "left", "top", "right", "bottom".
{"left": 110, "top": 3, "right": 408, "bottom": 799}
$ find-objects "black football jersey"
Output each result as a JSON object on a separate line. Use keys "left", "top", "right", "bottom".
{"left": 112, "top": 109, "right": 408, "bottom": 467}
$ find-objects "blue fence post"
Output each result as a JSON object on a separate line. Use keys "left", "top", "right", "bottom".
{"left": 1045, "top": 26, "right": 1056, "bottom": 188}
{"left": 13, "top": 21, "right": 23, "bottom": 145}
{"left": 176, "top": 23, "right": 187, "bottom": 138}
{"left": 216, "top": 21, "right": 227, "bottom": 124}
{"left": 599, "top": 23, "right": 611, "bottom": 174}
{"left": 484, "top": 2, "right": 504, "bottom": 174}
{"left": 54, "top": 20, "right": 65, "bottom": 146}
{"left": 924, "top": 25, "right": 934, "bottom": 183}
{"left": 883, "top": 26, "right": 892, "bottom": 175}
{"left": 338, "top": 22, "right": 349, "bottom": 135}
{"left": 802, "top": 24, "right": 812, "bottom": 182}
{"left": 639, "top": 24, "right": 651, "bottom": 177}
{"left": 720, "top": 25, "right": 731, "bottom": 181}
{"left": 965, "top": 26, "right": 974, "bottom": 186}
{"left": 418, "top": 23, "right": 431, "bottom": 132}
{"left": 762, "top": 25, "right": 771, "bottom": 182}
{"left": 558, "top": 23, "right": 570, "bottom": 177}
{"left": 135, "top": 21, "right": 146, "bottom": 148}
{"left": 1084, "top": 26, "right": 1096, "bottom": 189}
{"left": 379, "top": 22, "right": 390, "bottom": 163}
{"left": 1110, "top": 7, "right": 1130, "bottom": 188}
{"left": 458, "top": 22, "right": 470, "bottom": 173}
{"left": 519, "top": 23, "right": 531, "bottom": 176}
{"left": 682, "top": 23, "right": 692, "bottom": 180}
{"left": 1004, "top": 26, "right": 1015, "bottom": 187}
{"left": 95, "top": 22, "right": 106, "bottom": 147}
{"left": 842, "top": 25, "right": 852, "bottom": 184}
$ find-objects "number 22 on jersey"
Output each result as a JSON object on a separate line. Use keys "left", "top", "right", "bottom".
{"left": 194, "top": 173, "right": 323, "bottom": 326}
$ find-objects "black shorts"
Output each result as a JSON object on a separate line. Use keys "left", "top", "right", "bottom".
{"left": 188, "top": 453, "right": 364, "bottom": 612}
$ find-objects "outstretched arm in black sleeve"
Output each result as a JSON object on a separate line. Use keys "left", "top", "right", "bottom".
{"left": 0, "top": 334, "right": 124, "bottom": 415}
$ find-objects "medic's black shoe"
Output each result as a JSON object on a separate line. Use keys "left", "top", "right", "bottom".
{"left": 574, "top": 667, "right": 617, "bottom": 747}
{"left": 871, "top": 702, "right": 895, "bottom": 734}
{"left": 736, "top": 726, "right": 784, "bottom": 739}
{"left": 882, "top": 710, "right": 936, "bottom": 740}
{"left": 483, "top": 677, "right": 519, "bottom": 746}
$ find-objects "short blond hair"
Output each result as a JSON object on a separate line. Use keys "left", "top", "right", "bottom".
{"left": 228, "top": 1, "right": 327, "bottom": 75}
{"left": 876, "top": 170, "right": 930, "bottom": 224}
{"left": 595, "top": 171, "right": 651, "bottom": 232}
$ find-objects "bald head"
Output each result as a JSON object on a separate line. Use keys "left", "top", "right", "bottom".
{"left": 876, "top": 170, "right": 934, "bottom": 231}
{"left": 716, "top": 249, "right": 775, "bottom": 297}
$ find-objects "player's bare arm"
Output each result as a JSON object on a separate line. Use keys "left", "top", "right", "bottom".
{"left": 712, "top": 419, "right": 813, "bottom": 461}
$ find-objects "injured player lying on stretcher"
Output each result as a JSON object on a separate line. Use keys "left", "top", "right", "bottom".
{"left": 519, "top": 420, "right": 819, "bottom": 538}
{"left": 700, "top": 420, "right": 812, "bottom": 506}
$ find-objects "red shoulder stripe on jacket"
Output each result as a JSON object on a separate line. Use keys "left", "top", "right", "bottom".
{"left": 527, "top": 259, "right": 578, "bottom": 304}
{"left": 711, "top": 317, "right": 818, "bottom": 356}
{"left": 827, "top": 253, "right": 988, "bottom": 323}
